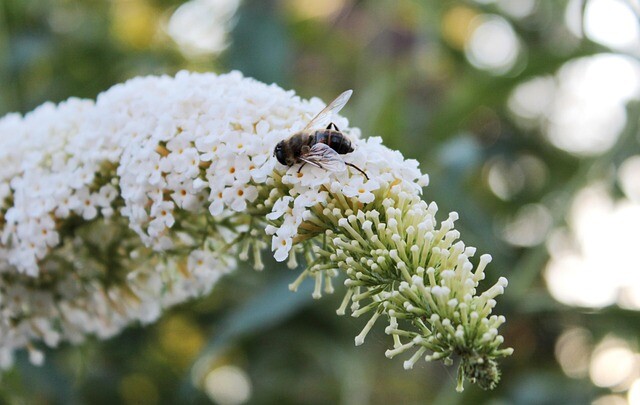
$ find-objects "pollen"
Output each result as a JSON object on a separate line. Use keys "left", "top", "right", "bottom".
{"left": 281, "top": 239, "right": 287, "bottom": 246}
{"left": 229, "top": 167, "right": 236, "bottom": 174}
{"left": 297, "top": 172, "right": 304, "bottom": 178}
{"left": 359, "top": 188, "right": 365, "bottom": 194}
{"left": 237, "top": 189, "right": 244, "bottom": 196}
{"left": 180, "top": 190, "right": 187, "bottom": 196}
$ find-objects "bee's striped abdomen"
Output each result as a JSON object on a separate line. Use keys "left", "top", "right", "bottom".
{"left": 313, "top": 130, "right": 353, "bottom": 155}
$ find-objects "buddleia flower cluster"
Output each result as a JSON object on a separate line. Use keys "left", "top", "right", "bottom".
{"left": 0, "top": 71, "right": 512, "bottom": 390}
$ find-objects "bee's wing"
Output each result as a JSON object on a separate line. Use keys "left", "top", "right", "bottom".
{"left": 301, "top": 143, "right": 347, "bottom": 172}
{"left": 301, "top": 90, "right": 353, "bottom": 132}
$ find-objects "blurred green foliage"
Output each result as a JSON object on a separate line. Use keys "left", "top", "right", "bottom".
{"left": 1, "top": 0, "right": 639, "bottom": 404}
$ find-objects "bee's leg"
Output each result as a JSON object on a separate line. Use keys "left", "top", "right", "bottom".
{"left": 346, "top": 163, "right": 369, "bottom": 180}
{"left": 297, "top": 162, "right": 306, "bottom": 173}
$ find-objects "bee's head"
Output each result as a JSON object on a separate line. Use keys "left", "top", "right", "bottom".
{"left": 274, "top": 141, "right": 288, "bottom": 166}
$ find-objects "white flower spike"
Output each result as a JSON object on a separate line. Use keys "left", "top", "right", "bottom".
{"left": 0, "top": 71, "right": 512, "bottom": 391}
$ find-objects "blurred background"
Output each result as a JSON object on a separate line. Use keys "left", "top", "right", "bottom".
{"left": 1, "top": 0, "right": 640, "bottom": 403}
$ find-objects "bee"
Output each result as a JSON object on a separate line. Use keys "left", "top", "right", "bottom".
{"left": 273, "top": 90, "right": 368, "bottom": 180}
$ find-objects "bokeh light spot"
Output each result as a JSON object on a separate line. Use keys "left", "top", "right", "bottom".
{"left": 584, "top": 0, "right": 640, "bottom": 52}
{"left": 204, "top": 365, "right": 252, "bottom": 405}
{"left": 441, "top": 6, "right": 480, "bottom": 51}
{"left": 496, "top": 0, "right": 537, "bottom": 19}
{"left": 486, "top": 157, "right": 525, "bottom": 200}
{"left": 545, "top": 184, "right": 640, "bottom": 309}
{"left": 593, "top": 395, "right": 629, "bottom": 405}
{"left": 555, "top": 327, "right": 592, "bottom": 379}
{"left": 590, "top": 337, "right": 638, "bottom": 389}
{"left": 619, "top": 155, "right": 640, "bottom": 202}
{"left": 629, "top": 378, "right": 640, "bottom": 404}
{"left": 111, "top": 0, "right": 159, "bottom": 49}
{"left": 166, "top": 0, "right": 240, "bottom": 57}
{"left": 285, "top": 0, "right": 346, "bottom": 20}
{"left": 158, "top": 315, "right": 206, "bottom": 369}
{"left": 465, "top": 15, "right": 520, "bottom": 74}
{"left": 501, "top": 203, "right": 552, "bottom": 247}
{"left": 508, "top": 76, "right": 556, "bottom": 123}
{"left": 546, "top": 54, "right": 640, "bottom": 156}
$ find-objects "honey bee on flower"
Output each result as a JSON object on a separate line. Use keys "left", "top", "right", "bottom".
{"left": 273, "top": 90, "right": 368, "bottom": 180}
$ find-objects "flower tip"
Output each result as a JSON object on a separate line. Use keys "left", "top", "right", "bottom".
{"left": 274, "top": 251, "right": 288, "bottom": 262}
{"left": 403, "top": 361, "right": 414, "bottom": 370}
{"left": 480, "top": 253, "right": 492, "bottom": 263}
{"left": 28, "top": 348, "right": 44, "bottom": 366}
{"left": 355, "top": 336, "right": 365, "bottom": 346}
{"left": 417, "top": 174, "right": 430, "bottom": 187}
